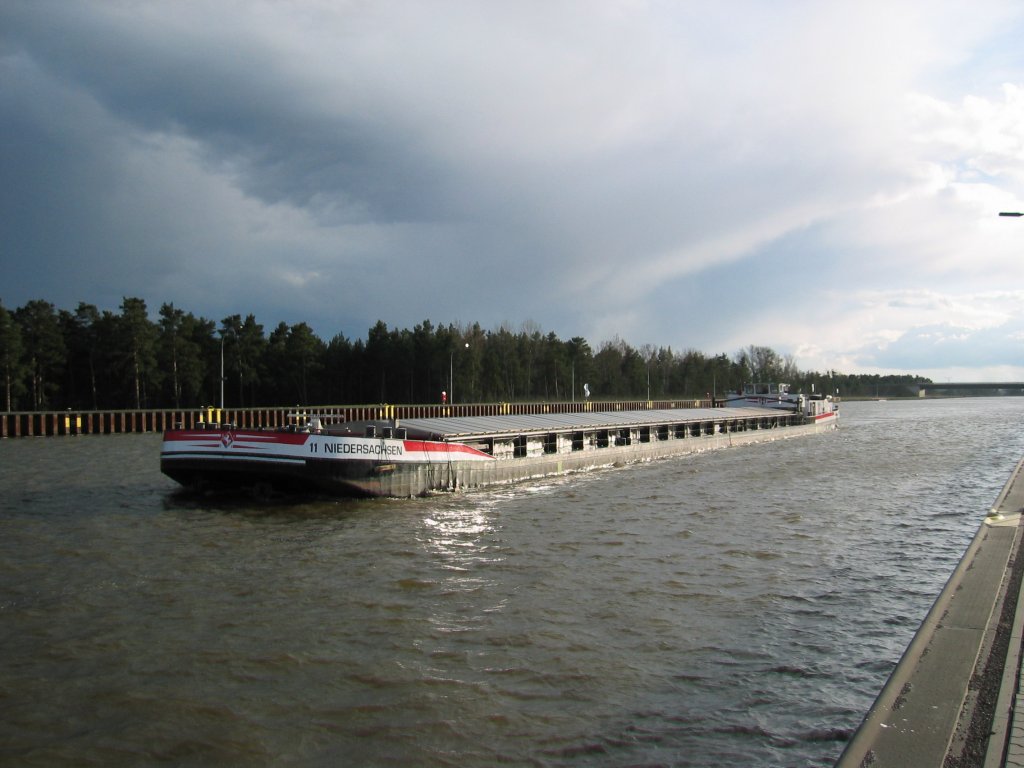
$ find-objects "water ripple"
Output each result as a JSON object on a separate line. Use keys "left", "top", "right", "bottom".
{"left": 2, "top": 400, "right": 1024, "bottom": 765}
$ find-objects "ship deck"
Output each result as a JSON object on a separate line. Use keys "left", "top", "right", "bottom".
{"left": 324, "top": 406, "right": 797, "bottom": 442}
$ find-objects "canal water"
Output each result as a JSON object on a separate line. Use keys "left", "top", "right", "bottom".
{"left": 2, "top": 398, "right": 1024, "bottom": 766}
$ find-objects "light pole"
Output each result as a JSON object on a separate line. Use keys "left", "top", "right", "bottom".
{"left": 219, "top": 332, "right": 225, "bottom": 411}
{"left": 450, "top": 342, "right": 469, "bottom": 404}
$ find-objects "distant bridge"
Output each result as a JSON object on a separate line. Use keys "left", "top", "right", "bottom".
{"left": 916, "top": 382, "right": 1024, "bottom": 396}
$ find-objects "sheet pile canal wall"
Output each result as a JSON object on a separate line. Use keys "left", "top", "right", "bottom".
{"left": 0, "top": 399, "right": 710, "bottom": 438}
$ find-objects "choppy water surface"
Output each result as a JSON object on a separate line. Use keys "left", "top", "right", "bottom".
{"left": 3, "top": 398, "right": 1024, "bottom": 766}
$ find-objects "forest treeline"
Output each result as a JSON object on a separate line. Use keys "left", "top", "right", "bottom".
{"left": 0, "top": 297, "right": 930, "bottom": 412}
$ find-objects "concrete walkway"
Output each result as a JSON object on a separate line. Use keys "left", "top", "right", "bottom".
{"left": 987, "top": 458, "right": 1024, "bottom": 768}
{"left": 836, "top": 458, "right": 1024, "bottom": 768}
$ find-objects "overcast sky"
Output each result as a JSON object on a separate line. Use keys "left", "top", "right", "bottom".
{"left": 3, "top": 1, "right": 1024, "bottom": 380}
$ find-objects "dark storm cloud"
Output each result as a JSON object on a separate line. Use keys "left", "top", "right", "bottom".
{"left": 2, "top": 1, "right": 1024, "bottom": 378}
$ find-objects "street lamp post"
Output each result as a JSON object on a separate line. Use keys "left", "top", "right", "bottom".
{"left": 450, "top": 342, "right": 469, "bottom": 404}
{"left": 219, "top": 332, "right": 225, "bottom": 411}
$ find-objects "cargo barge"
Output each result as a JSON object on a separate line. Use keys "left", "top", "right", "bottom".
{"left": 161, "top": 391, "right": 837, "bottom": 498}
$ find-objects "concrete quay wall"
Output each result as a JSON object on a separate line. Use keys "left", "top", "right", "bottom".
{"left": 837, "top": 458, "right": 1024, "bottom": 768}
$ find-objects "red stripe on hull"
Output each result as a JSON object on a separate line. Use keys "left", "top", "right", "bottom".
{"left": 402, "top": 440, "right": 491, "bottom": 458}
{"left": 164, "top": 429, "right": 310, "bottom": 447}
